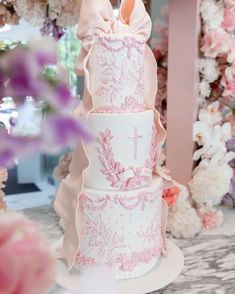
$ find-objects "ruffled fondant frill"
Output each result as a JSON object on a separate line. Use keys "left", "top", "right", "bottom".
{"left": 54, "top": 0, "right": 171, "bottom": 269}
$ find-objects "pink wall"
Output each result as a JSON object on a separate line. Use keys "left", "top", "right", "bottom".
{"left": 166, "top": 0, "right": 201, "bottom": 185}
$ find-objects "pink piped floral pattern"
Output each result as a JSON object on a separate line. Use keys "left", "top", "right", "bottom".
{"left": 81, "top": 213, "right": 127, "bottom": 259}
{"left": 97, "top": 126, "right": 157, "bottom": 190}
{"left": 137, "top": 213, "right": 161, "bottom": 244}
{"left": 91, "top": 36, "right": 145, "bottom": 112}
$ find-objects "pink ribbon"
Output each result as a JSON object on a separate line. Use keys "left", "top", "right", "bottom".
{"left": 117, "top": 167, "right": 152, "bottom": 182}
{"left": 54, "top": 0, "right": 171, "bottom": 270}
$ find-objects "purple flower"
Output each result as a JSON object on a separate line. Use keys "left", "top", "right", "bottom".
{"left": 52, "top": 24, "right": 65, "bottom": 41}
{"left": 0, "top": 72, "right": 6, "bottom": 87}
{"left": 43, "top": 66, "right": 79, "bottom": 110}
{"left": 8, "top": 73, "right": 44, "bottom": 103}
{"left": 30, "top": 38, "right": 57, "bottom": 67}
{"left": 52, "top": 83, "right": 73, "bottom": 108}
{"left": 227, "top": 139, "right": 235, "bottom": 152}
{"left": 0, "top": 130, "right": 41, "bottom": 167}
{"left": 41, "top": 114, "right": 91, "bottom": 152}
{"left": 0, "top": 39, "right": 90, "bottom": 167}
{"left": 0, "top": 48, "right": 49, "bottom": 103}
{"left": 0, "top": 114, "right": 91, "bottom": 167}
{"left": 40, "top": 18, "right": 65, "bottom": 41}
{"left": 9, "top": 117, "right": 17, "bottom": 127}
{"left": 40, "top": 18, "right": 54, "bottom": 38}
{"left": 0, "top": 72, "right": 7, "bottom": 98}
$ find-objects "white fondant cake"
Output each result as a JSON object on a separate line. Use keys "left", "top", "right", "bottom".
{"left": 76, "top": 177, "right": 163, "bottom": 279}
{"left": 88, "top": 35, "right": 145, "bottom": 113}
{"left": 54, "top": 0, "right": 169, "bottom": 282}
{"left": 84, "top": 110, "right": 156, "bottom": 191}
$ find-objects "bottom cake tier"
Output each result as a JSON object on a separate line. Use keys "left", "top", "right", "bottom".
{"left": 75, "top": 176, "right": 164, "bottom": 279}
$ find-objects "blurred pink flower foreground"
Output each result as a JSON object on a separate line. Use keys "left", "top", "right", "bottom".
{"left": 0, "top": 212, "right": 55, "bottom": 294}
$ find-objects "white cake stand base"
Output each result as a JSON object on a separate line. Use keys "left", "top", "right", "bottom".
{"left": 52, "top": 239, "right": 184, "bottom": 294}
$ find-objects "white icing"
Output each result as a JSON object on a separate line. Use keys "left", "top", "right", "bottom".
{"left": 88, "top": 35, "right": 146, "bottom": 113}
{"left": 76, "top": 176, "right": 163, "bottom": 279}
{"left": 84, "top": 110, "right": 155, "bottom": 191}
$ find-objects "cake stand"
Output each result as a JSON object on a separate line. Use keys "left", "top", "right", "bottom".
{"left": 52, "top": 238, "right": 184, "bottom": 293}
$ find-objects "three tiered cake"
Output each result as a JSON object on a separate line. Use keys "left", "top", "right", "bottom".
{"left": 54, "top": 0, "right": 170, "bottom": 280}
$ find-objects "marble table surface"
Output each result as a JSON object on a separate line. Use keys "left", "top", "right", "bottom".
{"left": 23, "top": 205, "right": 235, "bottom": 294}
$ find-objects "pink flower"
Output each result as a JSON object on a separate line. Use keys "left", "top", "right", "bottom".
{"left": 222, "top": 7, "right": 235, "bottom": 32}
{"left": 227, "top": 40, "right": 235, "bottom": 63}
{"left": 0, "top": 212, "right": 55, "bottom": 294}
{"left": 155, "top": 66, "right": 167, "bottom": 126}
{"left": 0, "top": 166, "right": 7, "bottom": 188}
{"left": 197, "top": 205, "right": 223, "bottom": 229}
{"left": 224, "top": 113, "right": 235, "bottom": 136}
{"left": 53, "top": 152, "right": 72, "bottom": 181}
{"left": 222, "top": 79, "right": 235, "bottom": 96}
{"left": 163, "top": 186, "right": 180, "bottom": 207}
{"left": 0, "top": 189, "right": 6, "bottom": 210}
{"left": 153, "top": 19, "right": 168, "bottom": 37}
{"left": 156, "top": 67, "right": 167, "bottom": 98}
{"left": 201, "top": 29, "right": 231, "bottom": 58}
{"left": 152, "top": 20, "right": 168, "bottom": 56}
{"left": 221, "top": 64, "right": 235, "bottom": 97}
{"left": 225, "top": 0, "right": 235, "bottom": 5}
{"left": 160, "top": 4, "right": 169, "bottom": 21}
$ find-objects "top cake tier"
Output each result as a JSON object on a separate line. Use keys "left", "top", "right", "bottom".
{"left": 88, "top": 34, "right": 146, "bottom": 113}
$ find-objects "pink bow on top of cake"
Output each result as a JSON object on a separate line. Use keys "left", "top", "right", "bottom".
{"left": 54, "top": 0, "right": 172, "bottom": 279}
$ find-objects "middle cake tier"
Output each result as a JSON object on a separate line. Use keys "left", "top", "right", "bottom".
{"left": 84, "top": 110, "right": 157, "bottom": 191}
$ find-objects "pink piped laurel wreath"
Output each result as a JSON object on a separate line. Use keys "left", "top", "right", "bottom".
{"left": 97, "top": 126, "right": 157, "bottom": 191}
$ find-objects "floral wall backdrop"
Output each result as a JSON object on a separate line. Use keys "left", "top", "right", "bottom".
{"left": 152, "top": 0, "right": 235, "bottom": 234}
{"left": 191, "top": 0, "right": 235, "bottom": 211}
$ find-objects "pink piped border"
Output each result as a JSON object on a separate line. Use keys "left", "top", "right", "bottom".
{"left": 98, "top": 35, "right": 145, "bottom": 58}
{"left": 80, "top": 187, "right": 162, "bottom": 213}
{"left": 76, "top": 244, "right": 162, "bottom": 272}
